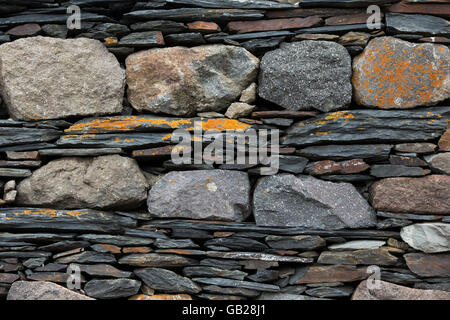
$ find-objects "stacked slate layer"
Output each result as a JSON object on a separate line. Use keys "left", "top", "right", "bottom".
{"left": 0, "top": 0, "right": 450, "bottom": 301}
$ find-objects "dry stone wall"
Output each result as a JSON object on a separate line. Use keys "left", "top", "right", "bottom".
{"left": 0, "top": 0, "right": 449, "bottom": 301}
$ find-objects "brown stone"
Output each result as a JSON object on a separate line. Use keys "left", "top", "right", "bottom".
{"left": 404, "top": 253, "right": 450, "bottom": 277}
{"left": 92, "top": 244, "right": 121, "bottom": 254}
{"left": 386, "top": 0, "right": 450, "bottom": 18}
{"left": 0, "top": 273, "right": 19, "bottom": 284}
{"left": 326, "top": 12, "right": 383, "bottom": 26}
{"left": 352, "top": 280, "right": 450, "bottom": 300}
{"left": 394, "top": 142, "right": 437, "bottom": 153}
{"left": 292, "top": 34, "right": 339, "bottom": 41}
{"left": 439, "top": 130, "right": 450, "bottom": 151}
{"left": 353, "top": 37, "right": 450, "bottom": 109}
{"left": 227, "top": 16, "right": 322, "bottom": 34}
{"left": 251, "top": 110, "right": 319, "bottom": 119}
{"left": 187, "top": 21, "right": 221, "bottom": 34}
{"left": 6, "top": 151, "right": 39, "bottom": 160}
{"left": 122, "top": 247, "right": 152, "bottom": 254}
{"left": 370, "top": 175, "right": 450, "bottom": 214}
{"left": 294, "top": 265, "right": 367, "bottom": 284}
{"left": 389, "top": 155, "right": 428, "bottom": 167}
{"left": 317, "top": 249, "right": 398, "bottom": 266}
{"left": 6, "top": 24, "right": 41, "bottom": 37}
{"left": 339, "top": 32, "right": 371, "bottom": 46}
{"left": 308, "top": 159, "right": 369, "bottom": 175}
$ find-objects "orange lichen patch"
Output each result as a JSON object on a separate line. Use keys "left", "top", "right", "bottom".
{"left": 16, "top": 209, "right": 90, "bottom": 218}
{"left": 353, "top": 37, "right": 448, "bottom": 109}
{"left": 65, "top": 116, "right": 194, "bottom": 134}
{"left": 129, "top": 294, "right": 192, "bottom": 301}
{"left": 194, "top": 118, "right": 252, "bottom": 131}
{"left": 104, "top": 37, "right": 118, "bottom": 46}
{"left": 122, "top": 247, "right": 151, "bottom": 254}
{"left": 315, "top": 131, "right": 330, "bottom": 135}
{"left": 187, "top": 21, "right": 221, "bottom": 32}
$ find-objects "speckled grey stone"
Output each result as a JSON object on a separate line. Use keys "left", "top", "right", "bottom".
{"left": 253, "top": 174, "right": 376, "bottom": 230}
{"left": 258, "top": 41, "right": 352, "bottom": 112}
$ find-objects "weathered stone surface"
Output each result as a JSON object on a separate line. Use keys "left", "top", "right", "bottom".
{"left": 84, "top": 279, "right": 141, "bottom": 299}
{"left": 0, "top": 168, "right": 31, "bottom": 178}
{"left": 119, "top": 253, "right": 198, "bottom": 268}
{"left": 39, "top": 148, "right": 123, "bottom": 157}
{"left": 16, "top": 155, "right": 148, "bottom": 210}
{"left": 148, "top": 170, "right": 250, "bottom": 222}
{"left": 352, "top": 280, "right": 450, "bottom": 300}
{"left": 404, "top": 253, "right": 450, "bottom": 277}
{"left": 7, "top": 281, "right": 93, "bottom": 300}
{"left": 0, "top": 127, "right": 61, "bottom": 148}
{"left": 225, "top": 103, "right": 255, "bottom": 119}
{"left": 353, "top": 37, "right": 449, "bottom": 109}
{"left": 253, "top": 174, "right": 376, "bottom": 229}
{"left": 389, "top": 155, "right": 428, "bottom": 167}
{"left": 259, "top": 41, "right": 351, "bottom": 112}
{"left": 77, "top": 234, "right": 153, "bottom": 247}
{"left": 227, "top": 16, "right": 321, "bottom": 34}
{"left": 206, "top": 251, "right": 312, "bottom": 264}
{"left": 386, "top": 13, "right": 450, "bottom": 36}
{"left": 118, "top": 31, "right": 165, "bottom": 48}
{"left": 56, "top": 133, "right": 171, "bottom": 149}
{"left": 135, "top": 267, "right": 201, "bottom": 294}
{"left": 266, "top": 235, "right": 325, "bottom": 250}
{"left": 283, "top": 108, "right": 449, "bottom": 147}
{"left": 56, "top": 251, "right": 116, "bottom": 264}
{"left": 187, "top": 21, "right": 221, "bottom": 34}
{"left": 401, "top": 223, "right": 450, "bottom": 253}
{"left": 0, "top": 36, "right": 125, "bottom": 121}
{"left": 339, "top": 31, "right": 370, "bottom": 46}
{"left": 0, "top": 208, "right": 135, "bottom": 233}
{"left": 370, "top": 175, "right": 450, "bottom": 214}
{"left": 205, "top": 237, "right": 267, "bottom": 251}
{"left": 425, "top": 153, "right": 450, "bottom": 174}
{"left": 26, "top": 272, "right": 71, "bottom": 283}
{"left": 291, "top": 265, "right": 367, "bottom": 284}
{"left": 395, "top": 143, "right": 437, "bottom": 154}
{"left": 130, "top": 294, "right": 192, "bottom": 300}
{"left": 193, "top": 277, "right": 279, "bottom": 292}
{"left": 329, "top": 240, "right": 386, "bottom": 251}
{"left": 318, "top": 249, "right": 398, "bottom": 266}
{"left": 370, "top": 165, "right": 429, "bottom": 177}
{"left": 306, "top": 286, "right": 354, "bottom": 298}
{"left": 325, "top": 12, "right": 379, "bottom": 25}
{"left": 439, "top": 130, "right": 450, "bottom": 151}
{"left": 126, "top": 45, "right": 258, "bottom": 116}
{"left": 305, "top": 159, "right": 369, "bottom": 175}
{"left": 297, "top": 144, "right": 392, "bottom": 162}
{"left": 183, "top": 266, "right": 247, "bottom": 280}
{"left": 0, "top": 273, "right": 19, "bottom": 284}
{"left": 6, "top": 23, "right": 41, "bottom": 37}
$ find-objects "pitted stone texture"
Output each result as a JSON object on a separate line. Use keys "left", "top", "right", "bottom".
{"left": 148, "top": 170, "right": 251, "bottom": 222}
{"left": 16, "top": 155, "right": 149, "bottom": 210}
{"left": 353, "top": 36, "right": 450, "bottom": 109}
{"left": 258, "top": 41, "right": 352, "bottom": 112}
{"left": 0, "top": 36, "right": 125, "bottom": 121}
{"left": 7, "top": 281, "right": 94, "bottom": 300}
{"left": 126, "top": 45, "right": 259, "bottom": 116}
{"left": 370, "top": 175, "right": 450, "bottom": 215}
{"left": 400, "top": 223, "right": 450, "bottom": 253}
{"left": 253, "top": 174, "right": 376, "bottom": 230}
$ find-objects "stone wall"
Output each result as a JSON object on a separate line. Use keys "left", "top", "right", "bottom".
{"left": 0, "top": 0, "right": 449, "bottom": 300}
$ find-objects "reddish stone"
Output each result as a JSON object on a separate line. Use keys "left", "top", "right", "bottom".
{"left": 325, "top": 12, "right": 383, "bottom": 26}
{"left": 439, "top": 130, "right": 450, "bottom": 151}
{"left": 309, "top": 159, "right": 369, "bottom": 175}
{"left": 370, "top": 175, "right": 450, "bottom": 214}
{"left": 187, "top": 21, "right": 221, "bottom": 34}
{"left": 386, "top": 0, "right": 450, "bottom": 17}
{"left": 394, "top": 142, "right": 437, "bottom": 153}
{"left": 227, "top": 16, "right": 322, "bottom": 34}
{"left": 266, "top": 8, "right": 363, "bottom": 19}
{"left": 294, "top": 265, "right": 367, "bottom": 284}
{"left": 404, "top": 253, "right": 450, "bottom": 277}
{"left": 6, "top": 24, "right": 41, "bottom": 37}
{"left": 122, "top": 247, "right": 152, "bottom": 254}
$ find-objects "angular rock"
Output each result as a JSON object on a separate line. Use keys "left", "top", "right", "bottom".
{"left": 0, "top": 127, "right": 61, "bottom": 149}
{"left": 77, "top": 234, "right": 153, "bottom": 247}
{"left": 6, "top": 24, "right": 41, "bottom": 37}
{"left": 26, "top": 272, "right": 70, "bottom": 283}
{"left": 16, "top": 155, "right": 148, "bottom": 210}
{"left": 148, "top": 170, "right": 250, "bottom": 222}
{"left": 291, "top": 265, "right": 367, "bottom": 284}
{"left": 165, "top": 33, "right": 205, "bottom": 46}
{"left": 135, "top": 268, "right": 201, "bottom": 294}
{"left": 166, "top": 0, "right": 297, "bottom": 9}
{"left": 306, "top": 286, "right": 354, "bottom": 298}
{"left": 118, "top": 31, "right": 165, "bottom": 48}
{"left": 0, "top": 168, "right": 31, "bottom": 178}
{"left": 352, "top": 280, "right": 450, "bottom": 300}
{"left": 297, "top": 144, "right": 393, "bottom": 162}
{"left": 400, "top": 223, "right": 450, "bottom": 253}
{"left": 265, "top": 235, "right": 325, "bottom": 250}
{"left": 424, "top": 153, "right": 450, "bottom": 174}
{"left": 386, "top": 13, "right": 450, "bottom": 36}
{"left": 0, "top": 36, "right": 125, "bottom": 121}
{"left": 206, "top": 251, "right": 312, "bottom": 264}
{"left": 283, "top": 108, "right": 449, "bottom": 146}
{"left": 154, "top": 239, "right": 198, "bottom": 249}
{"left": 389, "top": 155, "right": 428, "bottom": 167}
{"left": 317, "top": 249, "right": 398, "bottom": 266}
{"left": 353, "top": 36, "right": 450, "bottom": 109}
{"left": 182, "top": 266, "right": 247, "bottom": 280}
{"left": 329, "top": 240, "right": 386, "bottom": 251}
{"left": 395, "top": 143, "right": 437, "bottom": 154}
{"left": 7, "top": 281, "right": 93, "bottom": 300}
{"left": 225, "top": 103, "right": 255, "bottom": 119}
{"left": 192, "top": 277, "right": 279, "bottom": 292}
{"left": 227, "top": 16, "right": 321, "bottom": 33}
{"left": 370, "top": 165, "right": 429, "bottom": 177}
{"left": 119, "top": 253, "right": 198, "bottom": 268}
{"left": 370, "top": 175, "right": 450, "bottom": 214}
{"left": 0, "top": 273, "right": 19, "bottom": 284}
{"left": 56, "top": 251, "right": 116, "bottom": 264}
{"left": 306, "top": 159, "right": 369, "bottom": 175}
{"left": 126, "top": 45, "right": 259, "bottom": 116}
{"left": 84, "top": 279, "right": 141, "bottom": 299}
{"left": 404, "top": 253, "right": 450, "bottom": 277}
{"left": 278, "top": 156, "right": 309, "bottom": 174}
{"left": 69, "top": 263, "right": 132, "bottom": 279}
{"left": 258, "top": 41, "right": 351, "bottom": 112}
{"left": 439, "top": 130, "right": 450, "bottom": 151}
{"left": 204, "top": 237, "right": 267, "bottom": 251}
{"left": 253, "top": 174, "right": 376, "bottom": 229}
{"left": 56, "top": 133, "right": 171, "bottom": 149}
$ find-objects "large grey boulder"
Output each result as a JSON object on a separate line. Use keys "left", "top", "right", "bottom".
{"left": 16, "top": 155, "right": 148, "bottom": 210}
{"left": 253, "top": 174, "right": 376, "bottom": 230}
{"left": 148, "top": 170, "right": 251, "bottom": 222}
{"left": 7, "top": 281, "right": 94, "bottom": 300}
{"left": 0, "top": 36, "right": 125, "bottom": 121}
{"left": 126, "top": 45, "right": 259, "bottom": 116}
{"left": 400, "top": 223, "right": 450, "bottom": 253}
{"left": 258, "top": 41, "right": 352, "bottom": 112}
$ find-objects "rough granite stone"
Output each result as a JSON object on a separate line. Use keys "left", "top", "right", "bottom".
{"left": 253, "top": 174, "right": 376, "bottom": 229}
{"left": 258, "top": 41, "right": 352, "bottom": 112}
{"left": 148, "top": 170, "right": 251, "bottom": 222}
{"left": 0, "top": 36, "right": 125, "bottom": 120}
